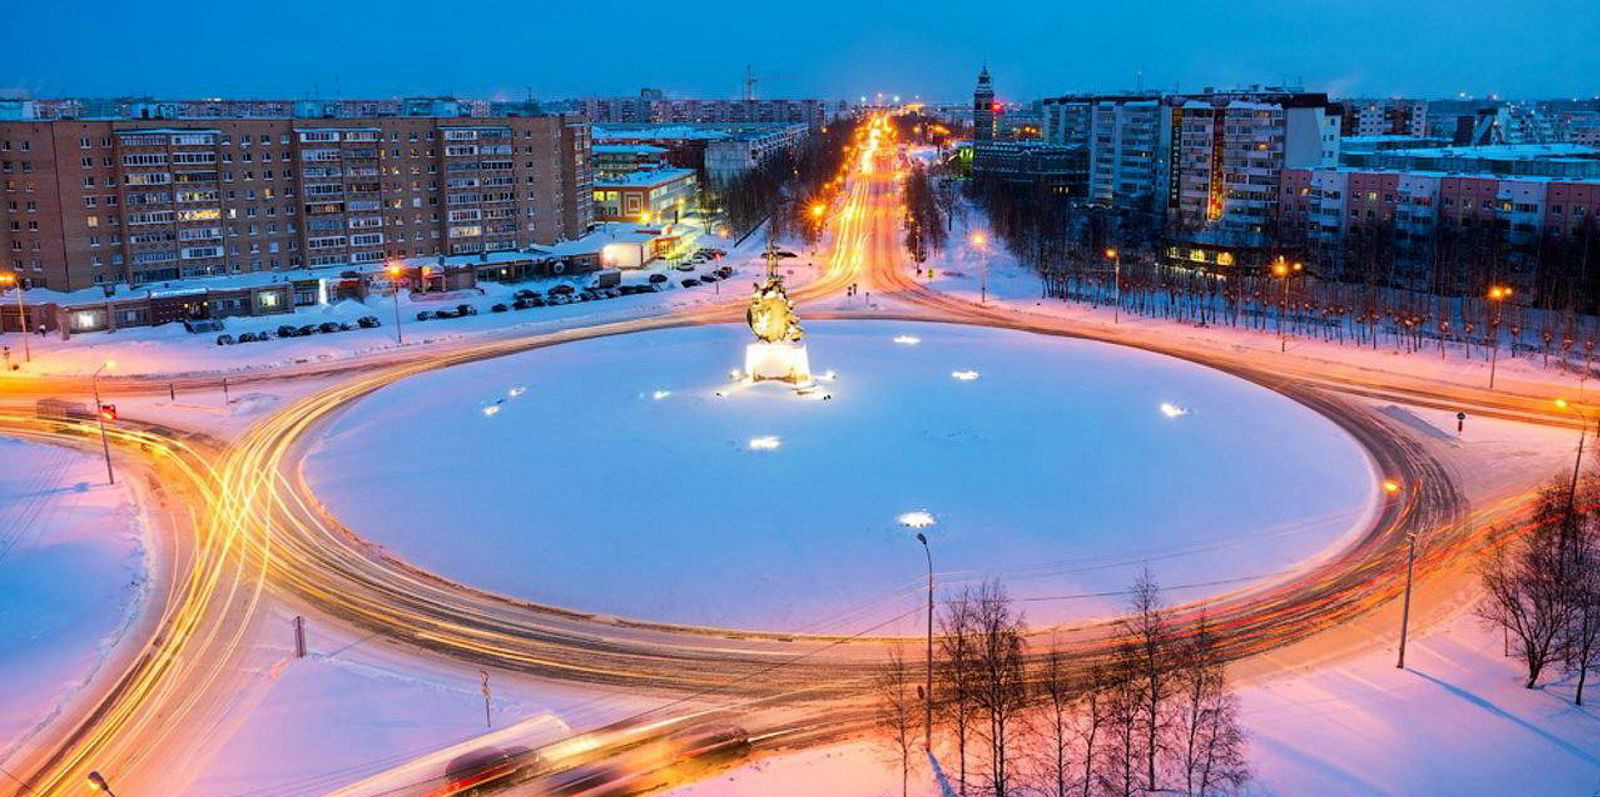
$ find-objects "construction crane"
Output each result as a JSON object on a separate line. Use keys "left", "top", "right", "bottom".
{"left": 742, "top": 65, "right": 790, "bottom": 101}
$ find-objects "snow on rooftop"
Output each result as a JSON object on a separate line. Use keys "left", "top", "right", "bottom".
{"left": 592, "top": 125, "right": 732, "bottom": 141}
{"left": 592, "top": 167, "right": 697, "bottom": 188}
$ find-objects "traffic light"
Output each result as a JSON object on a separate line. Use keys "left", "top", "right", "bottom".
{"left": 98, "top": 404, "right": 117, "bottom": 422}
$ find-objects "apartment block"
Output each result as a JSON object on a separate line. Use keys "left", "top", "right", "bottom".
{"left": 580, "top": 92, "right": 826, "bottom": 128}
{"left": 1332, "top": 98, "right": 1429, "bottom": 138}
{"left": 0, "top": 115, "right": 592, "bottom": 291}
{"left": 1157, "top": 89, "right": 1339, "bottom": 237}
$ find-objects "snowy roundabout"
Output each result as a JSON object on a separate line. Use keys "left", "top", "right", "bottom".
{"left": 302, "top": 320, "right": 1380, "bottom": 633}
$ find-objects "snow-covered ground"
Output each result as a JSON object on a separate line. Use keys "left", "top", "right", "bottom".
{"left": 0, "top": 225, "right": 812, "bottom": 379}
{"left": 304, "top": 320, "right": 1376, "bottom": 632}
{"left": 0, "top": 439, "right": 147, "bottom": 767}
{"left": 178, "top": 613, "right": 662, "bottom": 797}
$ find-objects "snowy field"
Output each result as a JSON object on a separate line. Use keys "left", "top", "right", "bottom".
{"left": 304, "top": 320, "right": 1377, "bottom": 632}
{"left": 0, "top": 439, "right": 146, "bottom": 766}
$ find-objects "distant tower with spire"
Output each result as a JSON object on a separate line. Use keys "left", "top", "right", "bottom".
{"left": 973, "top": 65, "right": 995, "bottom": 146}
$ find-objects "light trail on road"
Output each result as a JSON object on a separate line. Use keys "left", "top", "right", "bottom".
{"left": 0, "top": 112, "right": 1572, "bottom": 797}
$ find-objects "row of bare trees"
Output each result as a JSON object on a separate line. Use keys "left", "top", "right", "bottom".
{"left": 1479, "top": 477, "right": 1600, "bottom": 704}
{"left": 878, "top": 571, "right": 1250, "bottom": 797}
{"left": 710, "top": 119, "right": 861, "bottom": 243}
{"left": 904, "top": 164, "right": 948, "bottom": 265}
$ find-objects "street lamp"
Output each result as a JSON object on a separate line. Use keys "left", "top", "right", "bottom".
{"left": 91, "top": 360, "right": 116, "bottom": 486}
{"left": 0, "top": 271, "right": 30, "bottom": 364}
{"left": 87, "top": 771, "right": 119, "bottom": 797}
{"left": 1384, "top": 480, "right": 1417, "bottom": 669}
{"left": 1554, "top": 398, "right": 1593, "bottom": 518}
{"left": 1271, "top": 256, "right": 1303, "bottom": 353}
{"left": 970, "top": 231, "right": 988, "bottom": 305}
{"left": 385, "top": 263, "right": 406, "bottom": 344}
{"left": 1105, "top": 248, "right": 1121, "bottom": 324}
{"left": 1486, "top": 285, "right": 1513, "bottom": 390}
{"left": 914, "top": 531, "right": 933, "bottom": 752}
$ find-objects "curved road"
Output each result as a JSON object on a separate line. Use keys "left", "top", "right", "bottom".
{"left": 0, "top": 115, "right": 1564, "bottom": 796}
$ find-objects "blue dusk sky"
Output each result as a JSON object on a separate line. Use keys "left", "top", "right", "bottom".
{"left": 3, "top": 0, "right": 1596, "bottom": 102}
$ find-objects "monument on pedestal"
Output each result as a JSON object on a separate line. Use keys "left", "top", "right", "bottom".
{"left": 742, "top": 242, "right": 815, "bottom": 389}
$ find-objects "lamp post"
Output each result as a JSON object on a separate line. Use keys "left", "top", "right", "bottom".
{"left": 915, "top": 532, "right": 933, "bottom": 752}
{"left": 0, "top": 272, "right": 29, "bottom": 363}
{"left": 1487, "top": 285, "right": 1512, "bottom": 390}
{"left": 87, "top": 771, "right": 119, "bottom": 797}
{"left": 1271, "top": 256, "right": 1302, "bottom": 353}
{"left": 91, "top": 360, "right": 116, "bottom": 486}
{"left": 1105, "top": 248, "right": 1121, "bottom": 324}
{"left": 1554, "top": 398, "right": 1592, "bottom": 520}
{"left": 386, "top": 263, "right": 406, "bottom": 344}
{"left": 1385, "top": 480, "right": 1416, "bottom": 669}
{"left": 970, "top": 231, "right": 988, "bottom": 305}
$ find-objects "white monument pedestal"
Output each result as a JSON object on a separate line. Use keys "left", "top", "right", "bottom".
{"left": 744, "top": 341, "right": 813, "bottom": 385}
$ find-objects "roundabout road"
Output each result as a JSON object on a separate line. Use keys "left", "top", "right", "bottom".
{"left": 0, "top": 116, "right": 1569, "bottom": 796}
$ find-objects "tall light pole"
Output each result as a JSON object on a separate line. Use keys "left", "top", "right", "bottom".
{"left": 91, "top": 360, "right": 116, "bottom": 486}
{"left": 970, "top": 231, "right": 988, "bottom": 305}
{"left": 1105, "top": 248, "right": 1121, "bottom": 324}
{"left": 1555, "top": 398, "right": 1592, "bottom": 520}
{"left": 915, "top": 532, "right": 933, "bottom": 752}
{"left": 87, "top": 771, "right": 119, "bottom": 797}
{"left": 1487, "top": 285, "right": 1512, "bottom": 390}
{"left": 386, "top": 263, "right": 406, "bottom": 344}
{"left": 1385, "top": 479, "right": 1415, "bottom": 668}
{"left": 0, "top": 271, "right": 29, "bottom": 364}
{"left": 1271, "top": 256, "right": 1302, "bottom": 353}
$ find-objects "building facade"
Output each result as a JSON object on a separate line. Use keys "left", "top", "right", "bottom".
{"left": 580, "top": 91, "right": 826, "bottom": 128}
{"left": 0, "top": 115, "right": 592, "bottom": 291}
{"left": 1332, "top": 99, "right": 1429, "bottom": 138}
{"left": 591, "top": 168, "right": 698, "bottom": 223}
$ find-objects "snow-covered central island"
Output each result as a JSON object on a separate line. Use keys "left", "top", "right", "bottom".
{"left": 304, "top": 321, "right": 1378, "bottom": 632}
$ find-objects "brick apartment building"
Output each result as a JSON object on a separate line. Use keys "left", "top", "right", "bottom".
{"left": 0, "top": 114, "right": 593, "bottom": 292}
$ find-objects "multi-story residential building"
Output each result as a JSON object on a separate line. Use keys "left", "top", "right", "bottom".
{"left": 1331, "top": 99, "right": 1429, "bottom": 138}
{"left": 592, "top": 144, "right": 670, "bottom": 179}
{"left": 580, "top": 91, "right": 826, "bottom": 128}
{"left": 593, "top": 123, "right": 810, "bottom": 185}
{"left": 1280, "top": 143, "right": 1600, "bottom": 290}
{"left": 1156, "top": 88, "right": 1339, "bottom": 238}
{"left": 1037, "top": 94, "right": 1164, "bottom": 208}
{"left": 970, "top": 69, "right": 1087, "bottom": 197}
{"left": 0, "top": 114, "right": 592, "bottom": 291}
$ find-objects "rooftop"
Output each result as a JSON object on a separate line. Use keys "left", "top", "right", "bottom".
{"left": 593, "top": 168, "right": 697, "bottom": 188}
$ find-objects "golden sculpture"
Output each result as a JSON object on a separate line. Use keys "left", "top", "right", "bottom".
{"left": 746, "top": 275, "right": 805, "bottom": 343}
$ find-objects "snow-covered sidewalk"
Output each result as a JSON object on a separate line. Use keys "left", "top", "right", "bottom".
{"left": 0, "top": 438, "right": 148, "bottom": 769}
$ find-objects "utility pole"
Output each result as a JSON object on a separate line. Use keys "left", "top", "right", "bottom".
{"left": 91, "top": 362, "right": 115, "bottom": 486}
{"left": 1397, "top": 531, "right": 1417, "bottom": 669}
{"left": 480, "top": 670, "right": 492, "bottom": 729}
{"left": 915, "top": 533, "right": 933, "bottom": 752}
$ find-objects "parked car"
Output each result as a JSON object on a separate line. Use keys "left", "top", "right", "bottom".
{"left": 491, "top": 303, "right": 508, "bottom": 313}
{"left": 514, "top": 289, "right": 538, "bottom": 300}
{"left": 674, "top": 263, "right": 696, "bottom": 272}
{"left": 216, "top": 334, "right": 236, "bottom": 346}
{"left": 297, "top": 324, "right": 317, "bottom": 336}
{"left": 416, "top": 310, "right": 434, "bottom": 321}
{"left": 456, "top": 303, "right": 478, "bottom": 316}
{"left": 277, "top": 325, "right": 298, "bottom": 338}
{"left": 681, "top": 278, "right": 701, "bottom": 287}
{"left": 648, "top": 273, "right": 669, "bottom": 284}
{"left": 512, "top": 299, "right": 531, "bottom": 310}
{"left": 528, "top": 296, "right": 546, "bottom": 307}
{"left": 318, "top": 321, "right": 341, "bottom": 334}
{"left": 549, "top": 284, "right": 576, "bottom": 295}
{"left": 356, "top": 316, "right": 380, "bottom": 329}
{"left": 776, "top": 250, "right": 798, "bottom": 258}
{"left": 700, "top": 274, "right": 719, "bottom": 283}
{"left": 603, "top": 288, "right": 621, "bottom": 298}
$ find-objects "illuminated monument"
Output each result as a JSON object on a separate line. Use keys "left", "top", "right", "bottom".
{"left": 742, "top": 243, "right": 814, "bottom": 388}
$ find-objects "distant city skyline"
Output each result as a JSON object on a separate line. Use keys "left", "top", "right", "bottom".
{"left": 3, "top": 1, "right": 1598, "bottom": 102}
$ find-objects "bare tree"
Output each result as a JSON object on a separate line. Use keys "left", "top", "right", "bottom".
{"left": 1126, "top": 566, "right": 1176, "bottom": 792}
{"left": 876, "top": 646, "right": 919, "bottom": 797}
{"left": 971, "top": 580, "right": 1029, "bottom": 797}
{"left": 938, "top": 588, "right": 979, "bottom": 794}
{"left": 1478, "top": 484, "right": 1577, "bottom": 688}
{"left": 1098, "top": 642, "right": 1143, "bottom": 797}
{"left": 1078, "top": 665, "right": 1108, "bottom": 797}
{"left": 1175, "top": 614, "right": 1251, "bottom": 796}
{"left": 1030, "top": 643, "right": 1076, "bottom": 797}
{"left": 1562, "top": 505, "right": 1600, "bottom": 705}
